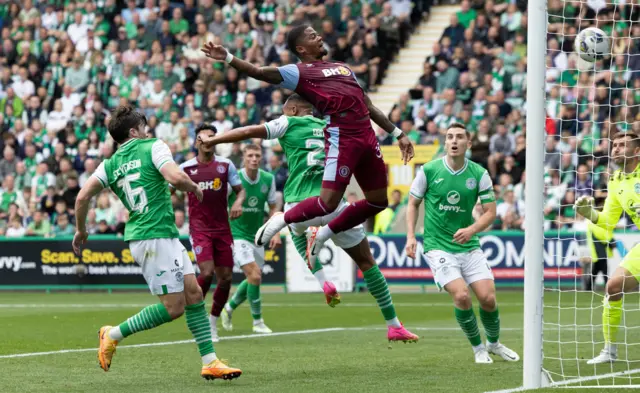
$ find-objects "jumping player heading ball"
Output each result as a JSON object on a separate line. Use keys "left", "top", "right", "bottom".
{"left": 200, "top": 24, "right": 415, "bottom": 266}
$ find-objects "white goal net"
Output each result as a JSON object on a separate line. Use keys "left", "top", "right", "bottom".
{"left": 540, "top": 0, "right": 640, "bottom": 389}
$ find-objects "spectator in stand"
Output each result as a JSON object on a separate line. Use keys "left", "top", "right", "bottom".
{"left": 174, "top": 208, "right": 189, "bottom": 236}
{"left": 442, "top": 15, "right": 465, "bottom": 47}
{"left": 487, "top": 121, "right": 516, "bottom": 178}
{"left": 26, "top": 210, "right": 51, "bottom": 237}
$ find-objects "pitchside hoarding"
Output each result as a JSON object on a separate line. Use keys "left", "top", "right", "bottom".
{"left": 0, "top": 236, "right": 286, "bottom": 289}
{"left": 355, "top": 232, "right": 586, "bottom": 286}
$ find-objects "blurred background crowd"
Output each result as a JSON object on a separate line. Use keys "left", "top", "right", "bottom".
{"left": 0, "top": 0, "right": 638, "bottom": 238}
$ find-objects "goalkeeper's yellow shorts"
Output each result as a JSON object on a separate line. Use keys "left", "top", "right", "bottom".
{"left": 620, "top": 244, "right": 640, "bottom": 282}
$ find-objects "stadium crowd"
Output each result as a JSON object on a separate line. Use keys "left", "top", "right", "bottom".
{"left": 0, "top": 0, "right": 638, "bottom": 238}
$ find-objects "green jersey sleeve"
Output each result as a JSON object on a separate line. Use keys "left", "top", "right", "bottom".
{"left": 478, "top": 171, "right": 495, "bottom": 204}
{"left": 264, "top": 115, "right": 289, "bottom": 139}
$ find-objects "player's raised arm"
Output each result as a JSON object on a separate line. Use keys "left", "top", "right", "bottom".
{"left": 364, "top": 95, "right": 414, "bottom": 164}
{"left": 228, "top": 161, "right": 245, "bottom": 220}
{"left": 576, "top": 191, "right": 622, "bottom": 236}
{"left": 198, "top": 125, "right": 268, "bottom": 148}
{"left": 201, "top": 42, "right": 283, "bottom": 85}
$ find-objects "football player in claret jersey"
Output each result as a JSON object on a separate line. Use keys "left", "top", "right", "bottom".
{"left": 576, "top": 132, "right": 640, "bottom": 365}
{"left": 406, "top": 124, "right": 519, "bottom": 363}
{"left": 199, "top": 94, "right": 419, "bottom": 342}
{"left": 201, "top": 24, "right": 415, "bottom": 268}
{"left": 180, "top": 124, "right": 246, "bottom": 342}
{"left": 72, "top": 106, "right": 241, "bottom": 379}
{"left": 221, "top": 144, "right": 279, "bottom": 334}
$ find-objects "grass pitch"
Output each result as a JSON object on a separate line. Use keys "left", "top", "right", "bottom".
{"left": 0, "top": 291, "right": 638, "bottom": 393}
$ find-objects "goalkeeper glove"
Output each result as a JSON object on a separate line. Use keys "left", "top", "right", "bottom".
{"left": 575, "top": 196, "right": 595, "bottom": 219}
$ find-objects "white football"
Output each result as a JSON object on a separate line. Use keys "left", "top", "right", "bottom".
{"left": 575, "top": 27, "right": 610, "bottom": 62}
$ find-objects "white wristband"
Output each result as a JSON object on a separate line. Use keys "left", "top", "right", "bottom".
{"left": 225, "top": 50, "right": 233, "bottom": 64}
{"left": 391, "top": 127, "right": 403, "bottom": 138}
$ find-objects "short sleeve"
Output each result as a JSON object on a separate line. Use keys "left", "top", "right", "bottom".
{"left": 409, "top": 167, "right": 427, "bottom": 199}
{"left": 267, "top": 176, "right": 277, "bottom": 204}
{"left": 277, "top": 64, "right": 299, "bottom": 90}
{"left": 478, "top": 171, "right": 495, "bottom": 204}
{"left": 151, "top": 139, "right": 174, "bottom": 170}
{"left": 264, "top": 115, "right": 289, "bottom": 139}
{"left": 92, "top": 162, "right": 108, "bottom": 189}
{"left": 228, "top": 162, "right": 241, "bottom": 187}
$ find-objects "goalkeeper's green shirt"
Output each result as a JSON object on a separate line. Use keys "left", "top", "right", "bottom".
{"left": 595, "top": 164, "right": 640, "bottom": 234}
{"left": 410, "top": 157, "right": 495, "bottom": 254}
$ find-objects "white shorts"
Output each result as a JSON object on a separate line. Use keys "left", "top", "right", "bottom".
{"left": 233, "top": 239, "right": 265, "bottom": 268}
{"left": 285, "top": 200, "right": 365, "bottom": 249}
{"left": 425, "top": 249, "right": 494, "bottom": 290}
{"left": 129, "top": 238, "right": 195, "bottom": 296}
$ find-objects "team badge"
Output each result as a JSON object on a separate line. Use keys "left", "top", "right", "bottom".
{"left": 213, "top": 178, "right": 222, "bottom": 191}
{"left": 175, "top": 271, "right": 184, "bottom": 282}
{"left": 339, "top": 165, "right": 350, "bottom": 178}
{"left": 217, "top": 165, "right": 226, "bottom": 174}
{"left": 635, "top": 183, "right": 640, "bottom": 194}
{"left": 466, "top": 178, "right": 477, "bottom": 190}
{"left": 248, "top": 196, "right": 259, "bottom": 207}
{"left": 195, "top": 246, "right": 202, "bottom": 255}
{"left": 261, "top": 184, "right": 268, "bottom": 193}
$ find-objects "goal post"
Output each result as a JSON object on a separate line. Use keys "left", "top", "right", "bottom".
{"left": 522, "top": 0, "right": 547, "bottom": 389}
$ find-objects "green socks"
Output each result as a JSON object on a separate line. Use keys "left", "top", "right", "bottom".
{"left": 118, "top": 303, "right": 173, "bottom": 337}
{"left": 247, "top": 282, "right": 262, "bottom": 320}
{"left": 228, "top": 279, "right": 249, "bottom": 310}
{"left": 185, "top": 301, "right": 216, "bottom": 362}
{"left": 455, "top": 307, "right": 482, "bottom": 347}
{"left": 479, "top": 307, "right": 500, "bottom": 344}
{"left": 363, "top": 265, "right": 398, "bottom": 323}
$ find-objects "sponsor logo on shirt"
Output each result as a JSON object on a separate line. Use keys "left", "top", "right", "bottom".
{"left": 198, "top": 179, "right": 222, "bottom": 191}
{"left": 248, "top": 196, "right": 259, "bottom": 207}
{"left": 434, "top": 178, "right": 444, "bottom": 184}
{"left": 321, "top": 66, "right": 352, "bottom": 77}
{"left": 439, "top": 190, "right": 465, "bottom": 213}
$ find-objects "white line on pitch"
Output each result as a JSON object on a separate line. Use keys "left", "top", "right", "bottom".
{"left": 0, "top": 326, "right": 526, "bottom": 360}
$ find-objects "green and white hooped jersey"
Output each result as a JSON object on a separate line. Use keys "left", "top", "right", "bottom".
{"left": 264, "top": 115, "right": 326, "bottom": 204}
{"left": 93, "top": 138, "right": 179, "bottom": 242}
{"left": 410, "top": 157, "right": 495, "bottom": 254}
{"left": 228, "top": 169, "right": 276, "bottom": 242}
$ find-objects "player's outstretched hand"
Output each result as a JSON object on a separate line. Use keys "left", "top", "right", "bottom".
{"left": 229, "top": 201, "right": 243, "bottom": 220}
{"left": 405, "top": 236, "right": 417, "bottom": 259}
{"left": 575, "top": 195, "right": 594, "bottom": 217}
{"left": 72, "top": 230, "right": 88, "bottom": 255}
{"left": 194, "top": 187, "right": 204, "bottom": 203}
{"left": 453, "top": 227, "right": 474, "bottom": 244}
{"left": 398, "top": 135, "right": 414, "bottom": 165}
{"left": 197, "top": 134, "right": 214, "bottom": 146}
{"left": 201, "top": 42, "right": 228, "bottom": 61}
{"left": 269, "top": 234, "right": 282, "bottom": 250}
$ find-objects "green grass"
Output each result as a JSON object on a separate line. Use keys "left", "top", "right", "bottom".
{"left": 1, "top": 291, "right": 639, "bottom": 393}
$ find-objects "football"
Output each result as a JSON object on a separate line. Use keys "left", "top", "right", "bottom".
{"left": 575, "top": 27, "right": 610, "bottom": 62}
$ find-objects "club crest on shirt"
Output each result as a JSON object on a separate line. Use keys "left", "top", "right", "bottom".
{"left": 635, "top": 183, "right": 640, "bottom": 194}
{"left": 261, "top": 184, "right": 268, "bottom": 193}
{"left": 339, "top": 165, "right": 350, "bottom": 178}
{"left": 195, "top": 246, "right": 202, "bottom": 255}
{"left": 466, "top": 178, "right": 477, "bottom": 190}
{"left": 217, "top": 165, "right": 226, "bottom": 174}
{"left": 213, "top": 178, "right": 222, "bottom": 191}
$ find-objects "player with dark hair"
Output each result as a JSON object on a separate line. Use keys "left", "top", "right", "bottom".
{"left": 198, "top": 94, "right": 419, "bottom": 342}
{"left": 201, "top": 24, "right": 415, "bottom": 268}
{"left": 406, "top": 123, "right": 518, "bottom": 363}
{"left": 73, "top": 106, "right": 241, "bottom": 379}
{"left": 180, "top": 123, "right": 245, "bottom": 342}
{"left": 576, "top": 132, "right": 640, "bottom": 364}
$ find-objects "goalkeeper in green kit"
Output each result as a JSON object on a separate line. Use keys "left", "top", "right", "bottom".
{"left": 405, "top": 123, "right": 519, "bottom": 363}
{"left": 199, "top": 94, "right": 418, "bottom": 342}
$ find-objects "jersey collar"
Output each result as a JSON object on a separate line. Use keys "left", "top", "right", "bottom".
{"left": 241, "top": 168, "right": 261, "bottom": 185}
{"left": 443, "top": 156, "right": 468, "bottom": 175}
